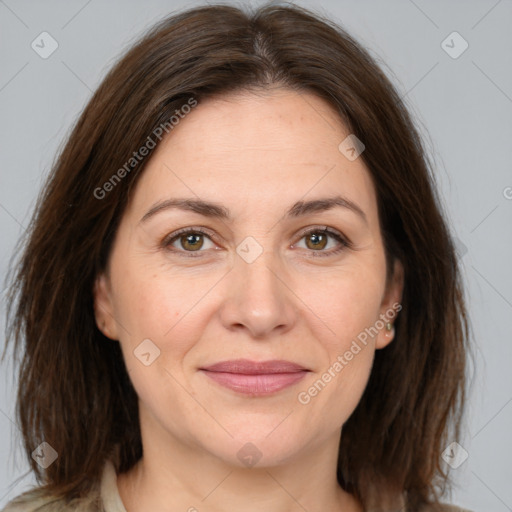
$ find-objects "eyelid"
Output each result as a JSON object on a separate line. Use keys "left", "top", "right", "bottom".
{"left": 294, "top": 225, "right": 348, "bottom": 243}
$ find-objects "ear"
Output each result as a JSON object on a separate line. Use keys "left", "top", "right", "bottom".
{"left": 93, "top": 273, "right": 119, "bottom": 340}
{"left": 375, "top": 259, "right": 404, "bottom": 350}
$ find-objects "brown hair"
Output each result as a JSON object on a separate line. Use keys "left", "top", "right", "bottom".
{"left": 3, "top": 3, "right": 471, "bottom": 510}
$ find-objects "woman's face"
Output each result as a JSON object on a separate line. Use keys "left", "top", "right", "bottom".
{"left": 94, "top": 88, "right": 403, "bottom": 468}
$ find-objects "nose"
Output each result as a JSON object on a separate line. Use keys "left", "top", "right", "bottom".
{"left": 218, "top": 249, "right": 298, "bottom": 339}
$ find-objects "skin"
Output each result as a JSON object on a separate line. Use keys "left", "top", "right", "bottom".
{"left": 94, "top": 87, "right": 404, "bottom": 512}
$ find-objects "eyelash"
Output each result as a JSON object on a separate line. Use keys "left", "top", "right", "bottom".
{"left": 161, "top": 226, "right": 351, "bottom": 259}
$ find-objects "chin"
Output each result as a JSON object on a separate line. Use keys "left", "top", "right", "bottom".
{"left": 200, "top": 425, "right": 310, "bottom": 469}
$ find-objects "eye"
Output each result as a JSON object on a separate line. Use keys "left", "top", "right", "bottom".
{"left": 162, "top": 227, "right": 217, "bottom": 257}
{"left": 162, "top": 225, "right": 351, "bottom": 258}
{"left": 293, "top": 226, "right": 350, "bottom": 257}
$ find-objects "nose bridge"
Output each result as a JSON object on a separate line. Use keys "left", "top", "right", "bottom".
{"left": 219, "top": 242, "right": 297, "bottom": 338}
{"left": 239, "top": 247, "right": 283, "bottom": 299}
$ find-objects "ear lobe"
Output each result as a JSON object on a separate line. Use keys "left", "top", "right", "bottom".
{"left": 93, "top": 273, "right": 118, "bottom": 340}
{"left": 375, "top": 259, "right": 404, "bottom": 350}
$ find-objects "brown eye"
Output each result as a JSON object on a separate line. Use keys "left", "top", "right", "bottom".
{"left": 179, "top": 233, "right": 204, "bottom": 251}
{"left": 163, "top": 228, "right": 216, "bottom": 256}
{"left": 294, "top": 227, "right": 350, "bottom": 257}
{"left": 305, "top": 231, "right": 328, "bottom": 250}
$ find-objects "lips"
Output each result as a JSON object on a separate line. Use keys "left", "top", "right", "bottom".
{"left": 201, "top": 359, "right": 308, "bottom": 374}
{"left": 199, "top": 359, "right": 310, "bottom": 396}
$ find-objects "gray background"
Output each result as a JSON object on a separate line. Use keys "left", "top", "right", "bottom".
{"left": 1, "top": 0, "right": 511, "bottom": 510}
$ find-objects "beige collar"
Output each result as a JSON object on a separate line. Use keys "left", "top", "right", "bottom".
{"left": 100, "top": 459, "right": 128, "bottom": 512}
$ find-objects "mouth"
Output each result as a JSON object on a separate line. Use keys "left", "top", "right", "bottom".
{"left": 199, "top": 359, "right": 310, "bottom": 396}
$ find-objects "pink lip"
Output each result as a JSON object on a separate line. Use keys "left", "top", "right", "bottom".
{"left": 200, "top": 359, "right": 310, "bottom": 396}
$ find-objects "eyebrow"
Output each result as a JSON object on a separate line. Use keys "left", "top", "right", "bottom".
{"left": 140, "top": 195, "right": 367, "bottom": 225}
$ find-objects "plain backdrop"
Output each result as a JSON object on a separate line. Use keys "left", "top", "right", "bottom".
{"left": 1, "top": 1, "right": 511, "bottom": 511}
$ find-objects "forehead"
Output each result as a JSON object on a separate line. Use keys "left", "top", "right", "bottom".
{"left": 163, "top": 88, "right": 349, "bottom": 164}
{"left": 127, "top": 89, "right": 378, "bottom": 223}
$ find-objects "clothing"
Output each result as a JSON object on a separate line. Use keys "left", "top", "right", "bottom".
{"left": 1, "top": 460, "right": 125, "bottom": 512}
{"left": 100, "top": 460, "right": 126, "bottom": 512}
{"left": 1, "top": 459, "right": 474, "bottom": 512}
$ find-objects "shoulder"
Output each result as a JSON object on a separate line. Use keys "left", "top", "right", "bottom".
{"left": 1, "top": 490, "right": 63, "bottom": 511}
{"left": 1, "top": 458, "right": 123, "bottom": 512}
{"left": 1, "top": 490, "right": 102, "bottom": 512}
{"left": 1, "top": 490, "right": 103, "bottom": 512}
{"left": 1, "top": 479, "right": 104, "bottom": 512}
{"left": 1, "top": 488, "right": 59, "bottom": 512}
{"left": 419, "top": 503, "right": 474, "bottom": 512}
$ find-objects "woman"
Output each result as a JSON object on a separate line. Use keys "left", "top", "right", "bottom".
{"left": 2, "top": 3, "right": 473, "bottom": 511}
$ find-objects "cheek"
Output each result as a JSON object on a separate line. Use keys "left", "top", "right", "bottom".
{"left": 108, "top": 265, "right": 177, "bottom": 365}
{"left": 111, "top": 272, "right": 200, "bottom": 421}
{"left": 291, "top": 266, "right": 384, "bottom": 427}
{"left": 110, "top": 261, "right": 217, "bottom": 381}
{"left": 294, "top": 344, "right": 375, "bottom": 445}
{"left": 296, "top": 324, "right": 376, "bottom": 438}
{"left": 300, "top": 264, "right": 385, "bottom": 349}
